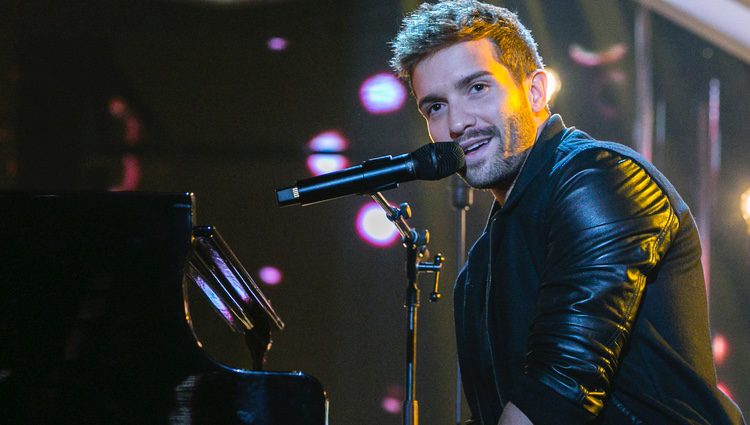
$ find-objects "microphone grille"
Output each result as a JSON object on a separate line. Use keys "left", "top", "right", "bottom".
{"left": 411, "top": 142, "right": 466, "bottom": 180}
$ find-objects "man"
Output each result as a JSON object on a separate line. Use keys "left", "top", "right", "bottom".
{"left": 390, "top": 1, "right": 745, "bottom": 424}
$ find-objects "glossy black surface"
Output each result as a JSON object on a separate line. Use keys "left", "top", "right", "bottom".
{"left": 0, "top": 192, "right": 326, "bottom": 424}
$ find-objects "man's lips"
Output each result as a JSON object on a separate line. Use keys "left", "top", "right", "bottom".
{"left": 460, "top": 137, "right": 491, "bottom": 156}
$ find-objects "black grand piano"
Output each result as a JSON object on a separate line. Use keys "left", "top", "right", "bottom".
{"left": 0, "top": 192, "right": 327, "bottom": 424}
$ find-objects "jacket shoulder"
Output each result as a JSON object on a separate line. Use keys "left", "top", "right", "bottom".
{"left": 548, "top": 130, "right": 689, "bottom": 216}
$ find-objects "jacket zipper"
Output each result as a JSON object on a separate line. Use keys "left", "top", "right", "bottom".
{"left": 485, "top": 216, "right": 503, "bottom": 407}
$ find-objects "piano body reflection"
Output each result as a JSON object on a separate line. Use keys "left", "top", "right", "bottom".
{"left": 0, "top": 192, "right": 327, "bottom": 424}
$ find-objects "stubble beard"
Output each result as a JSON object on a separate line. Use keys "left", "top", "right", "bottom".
{"left": 459, "top": 109, "right": 537, "bottom": 191}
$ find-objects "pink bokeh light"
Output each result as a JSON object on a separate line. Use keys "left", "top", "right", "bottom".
{"left": 359, "top": 73, "right": 407, "bottom": 114}
{"left": 717, "top": 382, "right": 734, "bottom": 400}
{"left": 308, "top": 130, "right": 349, "bottom": 153}
{"left": 258, "top": 266, "right": 283, "bottom": 286}
{"left": 306, "top": 154, "right": 350, "bottom": 176}
{"left": 712, "top": 334, "right": 729, "bottom": 365}
{"left": 381, "top": 384, "right": 404, "bottom": 414}
{"left": 108, "top": 97, "right": 127, "bottom": 116}
{"left": 267, "top": 37, "right": 289, "bottom": 51}
{"left": 109, "top": 154, "right": 141, "bottom": 192}
{"left": 381, "top": 396, "right": 401, "bottom": 415}
{"left": 355, "top": 202, "right": 399, "bottom": 248}
{"left": 569, "top": 43, "right": 628, "bottom": 67}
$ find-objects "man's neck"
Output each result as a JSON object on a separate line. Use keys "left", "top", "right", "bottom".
{"left": 491, "top": 115, "right": 551, "bottom": 206}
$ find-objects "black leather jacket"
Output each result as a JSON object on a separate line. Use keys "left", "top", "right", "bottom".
{"left": 455, "top": 116, "right": 744, "bottom": 424}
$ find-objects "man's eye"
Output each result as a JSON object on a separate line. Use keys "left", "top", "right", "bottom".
{"left": 470, "top": 83, "right": 487, "bottom": 93}
{"left": 427, "top": 104, "right": 443, "bottom": 115}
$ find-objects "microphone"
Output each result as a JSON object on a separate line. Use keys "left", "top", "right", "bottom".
{"left": 276, "top": 142, "right": 465, "bottom": 207}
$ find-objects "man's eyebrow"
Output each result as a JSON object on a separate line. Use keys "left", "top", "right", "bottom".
{"left": 417, "top": 71, "right": 493, "bottom": 111}
{"left": 455, "top": 71, "right": 492, "bottom": 90}
{"left": 418, "top": 95, "right": 442, "bottom": 111}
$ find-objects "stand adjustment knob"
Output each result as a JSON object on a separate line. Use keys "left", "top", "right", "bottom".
{"left": 417, "top": 253, "right": 444, "bottom": 303}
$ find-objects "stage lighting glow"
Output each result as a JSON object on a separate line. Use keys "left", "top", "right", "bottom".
{"left": 741, "top": 187, "right": 750, "bottom": 233}
{"left": 712, "top": 334, "right": 728, "bottom": 365}
{"left": 359, "top": 73, "right": 407, "bottom": 114}
{"left": 569, "top": 43, "right": 628, "bottom": 67}
{"left": 356, "top": 202, "right": 399, "bottom": 248}
{"left": 545, "top": 68, "right": 561, "bottom": 104}
{"left": 258, "top": 266, "right": 283, "bottom": 286}
{"left": 381, "top": 384, "right": 404, "bottom": 414}
{"left": 381, "top": 396, "right": 401, "bottom": 414}
{"left": 717, "top": 382, "right": 734, "bottom": 400}
{"left": 109, "top": 154, "right": 141, "bottom": 192}
{"left": 306, "top": 154, "right": 349, "bottom": 176}
{"left": 108, "top": 97, "right": 127, "bottom": 116}
{"left": 308, "top": 130, "right": 349, "bottom": 153}
{"left": 267, "top": 37, "right": 288, "bottom": 51}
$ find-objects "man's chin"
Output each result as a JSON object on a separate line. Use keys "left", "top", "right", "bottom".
{"left": 460, "top": 167, "right": 516, "bottom": 191}
{"left": 460, "top": 173, "right": 495, "bottom": 190}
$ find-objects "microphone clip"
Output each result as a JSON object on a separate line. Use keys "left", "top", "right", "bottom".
{"left": 370, "top": 192, "right": 444, "bottom": 303}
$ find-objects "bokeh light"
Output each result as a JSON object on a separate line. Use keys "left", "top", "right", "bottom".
{"left": 355, "top": 202, "right": 399, "bottom": 248}
{"left": 306, "top": 154, "right": 349, "bottom": 176}
{"left": 267, "top": 37, "right": 288, "bottom": 51}
{"left": 359, "top": 72, "right": 407, "bottom": 114}
{"left": 741, "top": 187, "right": 750, "bottom": 234}
{"left": 718, "top": 382, "right": 734, "bottom": 401}
{"left": 569, "top": 42, "right": 628, "bottom": 67}
{"left": 306, "top": 130, "right": 350, "bottom": 176}
{"left": 381, "top": 384, "right": 404, "bottom": 415}
{"left": 713, "top": 333, "right": 729, "bottom": 365}
{"left": 109, "top": 154, "right": 141, "bottom": 192}
{"left": 258, "top": 265, "right": 283, "bottom": 286}
{"left": 307, "top": 130, "right": 349, "bottom": 153}
{"left": 545, "top": 68, "right": 561, "bottom": 104}
{"left": 381, "top": 396, "right": 401, "bottom": 414}
{"left": 108, "top": 97, "right": 127, "bottom": 116}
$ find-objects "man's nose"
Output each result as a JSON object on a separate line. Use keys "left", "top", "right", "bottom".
{"left": 448, "top": 108, "right": 476, "bottom": 140}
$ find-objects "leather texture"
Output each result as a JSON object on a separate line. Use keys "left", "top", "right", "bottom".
{"left": 455, "top": 115, "right": 745, "bottom": 424}
{"left": 526, "top": 148, "right": 676, "bottom": 414}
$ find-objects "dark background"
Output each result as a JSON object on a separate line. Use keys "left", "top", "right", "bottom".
{"left": 0, "top": 0, "right": 748, "bottom": 423}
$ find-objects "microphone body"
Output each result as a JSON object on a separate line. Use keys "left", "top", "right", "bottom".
{"left": 276, "top": 142, "right": 465, "bottom": 207}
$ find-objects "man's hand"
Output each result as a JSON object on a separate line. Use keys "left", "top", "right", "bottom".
{"left": 498, "top": 401, "right": 533, "bottom": 425}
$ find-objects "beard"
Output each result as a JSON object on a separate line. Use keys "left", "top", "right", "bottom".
{"left": 457, "top": 108, "right": 537, "bottom": 191}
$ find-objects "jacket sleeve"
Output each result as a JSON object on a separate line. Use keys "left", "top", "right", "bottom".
{"left": 508, "top": 148, "right": 679, "bottom": 423}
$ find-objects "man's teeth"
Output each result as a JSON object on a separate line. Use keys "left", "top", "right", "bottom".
{"left": 465, "top": 140, "right": 488, "bottom": 154}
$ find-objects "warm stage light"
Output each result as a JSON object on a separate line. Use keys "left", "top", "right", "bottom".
{"left": 741, "top": 187, "right": 750, "bottom": 234}
{"left": 717, "top": 382, "right": 734, "bottom": 400}
{"left": 712, "top": 334, "right": 728, "bottom": 365}
{"left": 356, "top": 202, "right": 399, "bottom": 248}
{"left": 545, "top": 68, "right": 562, "bottom": 104}
{"left": 569, "top": 43, "right": 628, "bottom": 67}
{"left": 359, "top": 73, "right": 407, "bottom": 114}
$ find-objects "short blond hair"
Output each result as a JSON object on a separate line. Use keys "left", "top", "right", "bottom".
{"left": 390, "top": 0, "right": 544, "bottom": 86}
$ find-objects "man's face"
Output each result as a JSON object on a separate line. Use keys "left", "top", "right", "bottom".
{"left": 411, "top": 38, "right": 537, "bottom": 190}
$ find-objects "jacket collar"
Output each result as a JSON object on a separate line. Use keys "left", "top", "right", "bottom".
{"left": 489, "top": 114, "right": 568, "bottom": 215}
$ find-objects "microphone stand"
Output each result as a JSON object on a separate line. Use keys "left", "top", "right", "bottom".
{"left": 371, "top": 191, "right": 444, "bottom": 425}
{"left": 449, "top": 175, "right": 473, "bottom": 425}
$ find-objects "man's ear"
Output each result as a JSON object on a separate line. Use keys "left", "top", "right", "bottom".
{"left": 527, "top": 70, "right": 548, "bottom": 113}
